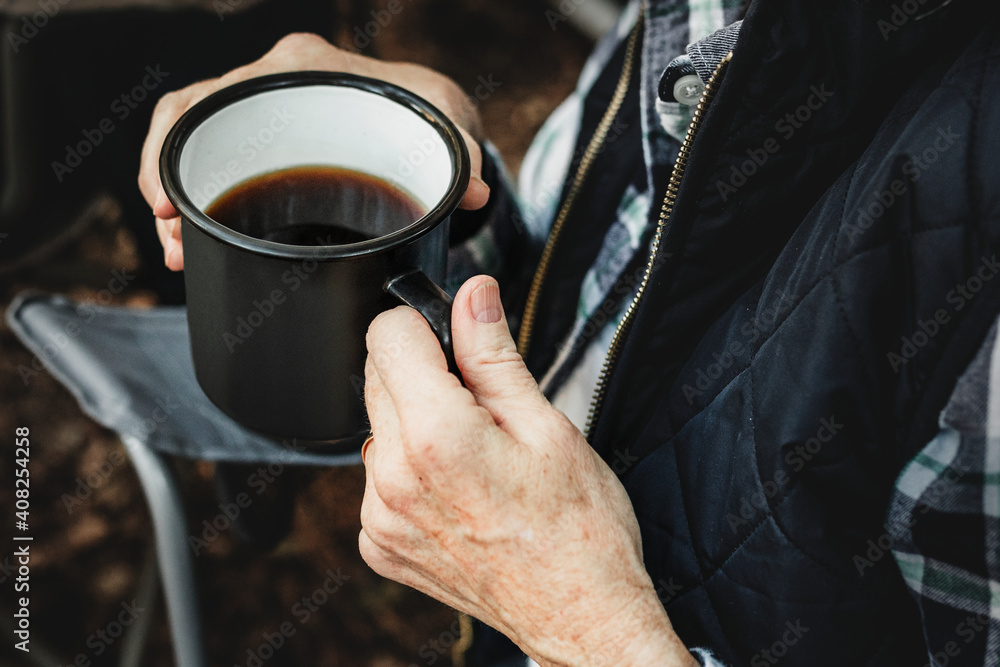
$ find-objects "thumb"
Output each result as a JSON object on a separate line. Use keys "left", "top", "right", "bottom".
{"left": 452, "top": 276, "right": 550, "bottom": 437}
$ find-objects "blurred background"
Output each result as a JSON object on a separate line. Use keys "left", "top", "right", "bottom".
{"left": 0, "top": 0, "right": 617, "bottom": 664}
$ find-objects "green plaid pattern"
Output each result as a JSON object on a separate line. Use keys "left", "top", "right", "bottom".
{"left": 456, "top": 2, "right": 1000, "bottom": 665}
{"left": 888, "top": 321, "right": 1000, "bottom": 667}
{"left": 451, "top": 0, "right": 744, "bottom": 410}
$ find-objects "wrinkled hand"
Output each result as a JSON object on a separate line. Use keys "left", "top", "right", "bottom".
{"left": 138, "top": 32, "right": 490, "bottom": 271}
{"left": 361, "top": 276, "right": 695, "bottom": 667}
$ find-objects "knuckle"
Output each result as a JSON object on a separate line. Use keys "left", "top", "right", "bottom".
{"left": 153, "top": 90, "right": 183, "bottom": 114}
{"left": 393, "top": 64, "right": 469, "bottom": 117}
{"left": 422, "top": 70, "right": 463, "bottom": 104}
{"left": 427, "top": 74, "right": 459, "bottom": 102}
{"left": 547, "top": 409, "right": 576, "bottom": 436}
{"left": 359, "top": 495, "right": 385, "bottom": 538}
{"left": 137, "top": 172, "right": 156, "bottom": 202}
{"left": 360, "top": 497, "right": 399, "bottom": 549}
{"left": 399, "top": 426, "right": 437, "bottom": 464}
{"left": 273, "top": 32, "right": 329, "bottom": 55}
{"left": 367, "top": 306, "right": 420, "bottom": 353}
{"left": 466, "top": 137, "right": 483, "bottom": 164}
{"left": 363, "top": 359, "right": 378, "bottom": 404}
{"left": 395, "top": 304, "right": 426, "bottom": 328}
{"left": 366, "top": 312, "right": 390, "bottom": 351}
{"left": 359, "top": 495, "right": 378, "bottom": 533}
{"left": 372, "top": 466, "right": 409, "bottom": 511}
{"left": 472, "top": 339, "right": 523, "bottom": 368}
{"left": 187, "top": 79, "right": 220, "bottom": 103}
{"left": 434, "top": 77, "right": 477, "bottom": 127}
{"left": 358, "top": 532, "right": 393, "bottom": 575}
{"left": 537, "top": 410, "right": 579, "bottom": 452}
{"left": 399, "top": 412, "right": 463, "bottom": 464}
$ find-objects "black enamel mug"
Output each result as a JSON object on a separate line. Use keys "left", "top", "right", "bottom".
{"left": 160, "top": 72, "right": 469, "bottom": 448}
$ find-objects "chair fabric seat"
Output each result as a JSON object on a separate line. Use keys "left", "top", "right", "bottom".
{"left": 7, "top": 292, "right": 362, "bottom": 467}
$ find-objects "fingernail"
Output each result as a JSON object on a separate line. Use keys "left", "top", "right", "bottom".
{"left": 471, "top": 280, "right": 502, "bottom": 324}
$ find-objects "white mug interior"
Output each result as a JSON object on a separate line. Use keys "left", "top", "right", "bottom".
{"left": 176, "top": 83, "right": 456, "bottom": 239}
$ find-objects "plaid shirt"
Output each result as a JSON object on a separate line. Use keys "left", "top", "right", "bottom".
{"left": 450, "top": 2, "right": 1000, "bottom": 665}
{"left": 885, "top": 319, "right": 1000, "bottom": 667}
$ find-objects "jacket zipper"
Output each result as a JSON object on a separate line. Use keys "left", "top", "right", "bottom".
{"left": 584, "top": 50, "right": 734, "bottom": 440}
{"left": 454, "top": 27, "right": 644, "bottom": 663}
{"left": 453, "top": 21, "right": 645, "bottom": 667}
{"left": 515, "top": 17, "right": 644, "bottom": 359}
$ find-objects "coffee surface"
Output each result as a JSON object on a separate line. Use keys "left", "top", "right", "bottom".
{"left": 205, "top": 166, "right": 426, "bottom": 246}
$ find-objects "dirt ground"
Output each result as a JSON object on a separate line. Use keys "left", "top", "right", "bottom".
{"left": 0, "top": 2, "right": 590, "bottom": 665}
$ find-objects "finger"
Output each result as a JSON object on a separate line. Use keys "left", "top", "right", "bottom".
{"left": 139, "top": 93, "right": 186, "bottom": 212}
{"left": 364, "top": 353, "right": 400, "bottom": 444}
{"left": 363, "top": 353, "right": 407, "bottom": 497}
{"left": 153, "top": 188, "right": 178, "bottom": 220}
{"left": 139, "top": 79, "right": 219, "bottom": 217}
{"left": 359, "top": 449, "right": 439, "bottom": 581}
{"left": 154, "top": 217, "right": 184, "bottom": 270}
{"left": 457, "top": 130, "right": 489, "bottom": 211}
{"left": 366, "top": 305, "right": 472, "bottom": 416}
{"left": 450, "top": 277, "right": 551, "bottom": 441}
{"left": 360, "top": 461, "right": 420, "bottom": 542}
{"left": 141, "top": 80, "right": 222, "bottom": 271}
{"left": 364, "top": 354, "right": 435, "bottom": 510}
{"left": 158, "top": 217, "right": 184, "bottom": 271}
{"left": 155, "top": 218, "right": 172, "bottom": 255}
{"left": 366, "top": 307, "right": 492, "bottom": 458}
{"left": 461, "top": 176, "right": 490, "bottom": 211}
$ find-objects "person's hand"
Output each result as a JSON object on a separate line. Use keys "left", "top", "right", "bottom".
{"left": 361, "top": 276, "right": 696, "bottom": 667}
{"left": 138, "top": 32, "right": 490, "bottom": 272}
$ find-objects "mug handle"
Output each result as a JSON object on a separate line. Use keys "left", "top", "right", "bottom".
{"left": 384, "top": 269, "right": 460, "bottom": 377}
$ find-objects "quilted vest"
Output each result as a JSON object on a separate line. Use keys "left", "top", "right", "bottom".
{"left": 585, "top": 1, "right": 1000, "bottom": 664}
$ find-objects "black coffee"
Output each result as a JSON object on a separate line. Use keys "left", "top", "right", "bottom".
{"left": 205, "top": 166, "right": 426, "bottom": 247}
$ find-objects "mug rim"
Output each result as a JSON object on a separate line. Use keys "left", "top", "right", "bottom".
{"left": 159, "top": 71, "right": 471, "bottom": 261}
